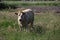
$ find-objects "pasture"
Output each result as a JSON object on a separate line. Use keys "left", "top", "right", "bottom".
{"left": 0, "top": 8, "right": 60, "bottom": 40}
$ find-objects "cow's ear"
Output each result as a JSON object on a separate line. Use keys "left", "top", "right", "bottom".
{"left": 22, "top": 12, "right": 25, "bottom": 15}
{"left": 15, "top": 13, "right": 18, "bottom": 15}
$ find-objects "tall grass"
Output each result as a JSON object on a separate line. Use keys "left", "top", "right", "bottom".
{"left": 0, "top": 10, "right": 60, "bottom": 40}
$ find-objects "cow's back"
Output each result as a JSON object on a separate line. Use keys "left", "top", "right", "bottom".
{"left": 23, "top": 11, "right": 34, "bottom": 24}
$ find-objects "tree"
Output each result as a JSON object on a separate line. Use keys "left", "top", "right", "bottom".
{"left": 0, "top": 0, "right": 1, "bottom": 2}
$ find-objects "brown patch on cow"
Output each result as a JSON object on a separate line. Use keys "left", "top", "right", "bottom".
{"left": 16, "top": 8, "right": 25, "bottom": 12}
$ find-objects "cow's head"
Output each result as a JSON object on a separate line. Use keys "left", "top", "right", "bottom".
{"left": 15, "top": 11, "right": 25, "bottom": 22}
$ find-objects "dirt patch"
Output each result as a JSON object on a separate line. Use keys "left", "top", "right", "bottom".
{"left": 19, "top": 6, "right": 60, "bottom": 13}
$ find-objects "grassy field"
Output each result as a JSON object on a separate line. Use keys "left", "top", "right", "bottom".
{"left": 0, "top": 9, "right": 60, "bottom": 40}
{"left": 1, "top": 1, "right": 60, "bottom": 6}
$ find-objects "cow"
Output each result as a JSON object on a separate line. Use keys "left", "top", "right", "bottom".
{"left": 15, "top": 9, "right": 34, "bottom": 32}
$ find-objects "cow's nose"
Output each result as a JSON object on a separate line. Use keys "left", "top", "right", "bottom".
{"left": 20, "top": 19, "right": 22, "bottom": 21}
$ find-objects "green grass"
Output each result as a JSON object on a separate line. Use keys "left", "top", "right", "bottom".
{"left": 0, "top": 10, "right": 60, "bottom": 40}
{"left": 2, "top": 1, "right": 60, "bottom": 6}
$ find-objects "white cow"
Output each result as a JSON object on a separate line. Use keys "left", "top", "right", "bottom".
{"left": 15, "top": 9, "right": 34, "bottom": 31}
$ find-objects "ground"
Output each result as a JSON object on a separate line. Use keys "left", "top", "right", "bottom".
{"left": 0, "top": 7, "right": 60, "bottom": 40}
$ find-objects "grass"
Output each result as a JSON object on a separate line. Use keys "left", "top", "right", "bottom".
{"left": 0, "top": 10, "right": 60, "bottom": 40}
{"left": 1, "top": 1, "right": 60, "bottom": 6}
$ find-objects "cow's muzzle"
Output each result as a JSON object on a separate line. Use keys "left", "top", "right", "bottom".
{"left": 19, "top": 19, "right": 22, "bottom": 21}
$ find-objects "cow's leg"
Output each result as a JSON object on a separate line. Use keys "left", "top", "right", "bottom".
{"left": 22, "top": 24, "right": 26, "bottom": 31}
{"left": 24, "top": 23, "right": 28, "bottom": 32}
{"left": 18, "top": 24, "right": 21, "bottom": 31}
{"left": 26, "top": 24, "right": 29, "bottom": 32}
{"left": 20, "top": 24, "right": 23, "bottom": 31}
{"left": 18, "top": 22, "right": 22, "bottom": 31}
{"left": 30, "top": 21, "right": 34, "bottom": 32}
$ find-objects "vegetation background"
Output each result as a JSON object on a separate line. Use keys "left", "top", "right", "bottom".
{"left": 0, "top": 0, "right": 60, "bottom": 40}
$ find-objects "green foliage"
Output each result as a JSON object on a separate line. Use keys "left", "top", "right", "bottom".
{"left": 2, "top": 1, "right": 60, "bottom": 6}
{"left": 0, "top": 20, "right": 14, "bottom": 27}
